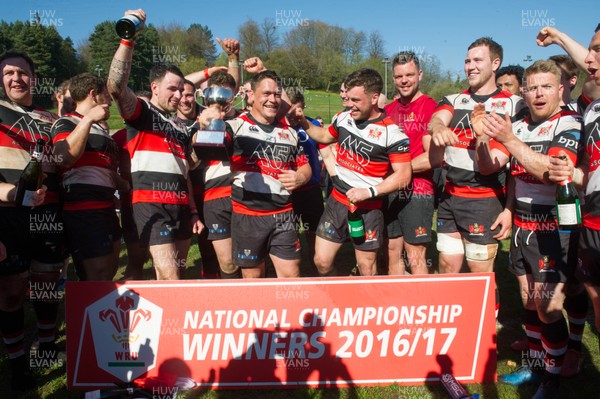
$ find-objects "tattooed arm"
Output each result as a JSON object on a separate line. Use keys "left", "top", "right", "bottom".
{"left": 107, "top": 9, "right": 146, "bottom": 120}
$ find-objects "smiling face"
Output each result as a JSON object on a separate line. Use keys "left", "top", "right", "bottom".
{"left": 346, "top": 85, "right": 379, "bottom": 121}
{"left": 249, "top": 77, "right": 281, "bottom": 124}
{"left": 151, "top": 71, "right": 183, "bottom": 113}
{"left": 464, "top": 45, "right": 500, "bottom": 93}
{"left": 393, "top": 60, "right": 422, "bottom": 102}
{"left": 1, "top": 56, "right": 34, "bottom": 106}
{"left": 177, "top": 82, "right": 196, "bottom": 120}
{"left": 585, "top": 30, "right": 600, "bottom": 85}
{"left": 523, "top": 71, "right": 563, "bottom": 123}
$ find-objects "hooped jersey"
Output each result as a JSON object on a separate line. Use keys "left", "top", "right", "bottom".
{"left": 583, "top": 99, "right": 600, "bottom": 229}
{"left": 227, "top": 113, "right": 308, "bottom": 215}
{"left": 124, "top": 99, "right": 190, "bottom": 206}
{"left": 510, "top": 111, "right": 582, "bottom": 230}
{"left": 328, "top": 110, "right": 410, "bottom": 208}
{"left": 202, "top": 111, "right": 244, "bottom": 202}
{"left": 51, "top": 113, "right": 120, "bottom": 210}
{"left": 435, "top": 88, "right": 526, "bottom": 197}
{"left": 0, "top": 98, "right": 60, "bottom": 204}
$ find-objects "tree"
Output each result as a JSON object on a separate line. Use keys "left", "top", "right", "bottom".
{"left": 367, "top": 31, "right": 386, "bottom": 60}
{"left": 186, "top": 24, "right": 217, "bottom": 64}
{"left": 88, "top": 20, "right": 159, "bottom": 91}
{"left": 260, "top": 18, "right": 279, "bottom": 58}
{"left": 239, "top": 19, "right": 262, "bottom": 60}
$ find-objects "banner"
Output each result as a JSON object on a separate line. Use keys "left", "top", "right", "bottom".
{"left": 66, "top": 273, "right": 496, "bottom": 389}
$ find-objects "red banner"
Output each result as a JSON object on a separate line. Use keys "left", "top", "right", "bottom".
{"left": 66, "top": 274, "right": 496, "bottom": 389}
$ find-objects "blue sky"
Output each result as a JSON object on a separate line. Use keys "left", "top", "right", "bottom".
{"left": 5, "top": 0, "right": 599, "bottom": 78}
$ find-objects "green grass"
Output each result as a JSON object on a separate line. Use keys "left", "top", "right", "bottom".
{"left": 2, "top": 232, "right": 599, "bottom": 398}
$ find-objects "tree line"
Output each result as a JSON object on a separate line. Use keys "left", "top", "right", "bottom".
{"left": 0, "top": 14, "right": 467, "bottom": 108}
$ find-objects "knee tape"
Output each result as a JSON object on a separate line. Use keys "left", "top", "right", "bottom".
{"left": 464, "top": 242, "right": 497, "bottom": 262}
{"left": 436, "top": 233, "right": 464, "bottom": 255}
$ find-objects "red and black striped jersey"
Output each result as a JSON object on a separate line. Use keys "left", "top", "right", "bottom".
{"left": 510, "top": 111, "right": 582, "bottom": 230}
{"left": 228, "top": 113, "right": 308, "bottom": 216}
{"left": 124, "top": 99, "right": 190, "bottom": 206}
{"left": 328, "top": 110, "right": 411, "bottom": 207}
{"left": 583, "top": 99, "right": 600, "bottom": 229}
{"left": 202, "top": 111, "right": 244, "bottom": 202}
{"left": 51, "top": 113, "right": 119, "bottom": 210}
{"left": 436, "top": 89, "right": 526, "bottom": 198}
{"left": 0, "top": 98, "right": 60, "bottom": 204}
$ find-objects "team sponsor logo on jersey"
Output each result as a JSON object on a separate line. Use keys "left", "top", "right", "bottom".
{"left": 249, "top": 125, "right": 260, "bottom": 133}
{"left": 405, "top": 112, "right": 416, "bottom": 122}
{"left": 537, "top": 125, "right": 551, "bottom": 136}
{"left": 557, "top": 135, "right": 579, "bottom": 151}
{"left": 367, "top": 128, "right": 382, "bottom": 140}
{"left": 415, "top": 226, "right": 427, "bottom": 237}
{"left": 365, "top": 230, "right": 377, "bottom": 242}
{"left": 461, "top": 97, "right": 470, "bottom": 104}
{"left": 468, "top": 223, "right": 484, "bottom": 235}
{"left": 491, "top": 100, "right": 507, "bottom": 112}
{"left": 593, "top": 104, "right": 600, "bottom": 113}
{"left": 538, "top": 256, "right": 556, "bottom": 272}
{"left": 277, "top": 131, "right": 290, "bottom": 141}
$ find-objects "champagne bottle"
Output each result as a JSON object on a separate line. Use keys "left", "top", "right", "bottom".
{"left": 556, "top": 177, "right": 581, "bottom": 231}
{"left": 115, "top": 14, "right": 145, "bottom": 40}
{"left": 348, "top": 202, "right": 365, "bottom": 244}
{"left": 14, "top": 139, "right": 45, "bottom": 207}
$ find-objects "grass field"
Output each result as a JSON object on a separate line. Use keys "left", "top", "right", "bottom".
{"left": 1, "top": 231, "right": 599, "bottom": 398}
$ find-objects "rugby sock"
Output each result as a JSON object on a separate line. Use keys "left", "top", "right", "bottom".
{"left": 0, "top": 309, "right": 25, "bottom": 360}
{"left": 33, "top": 301, "right": 58, "bottom": 346}
{"left": 564, "top": 290, "right": 588, "bottom": 352}
{"left": 524, "top": 309, "right": 543, "bottom": 371}
{"left": 220, "top": 267, "right": 242, "bottom": 279}
{"left": 541, "top": 317, "right": 569, "bottom": 376}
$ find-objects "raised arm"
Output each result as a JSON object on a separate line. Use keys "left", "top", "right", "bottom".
{"left": 537, "top": 26, "right": 600, "bottom": 100}
{"left": 107, "top": 9, "right": 145, "bottom": 120}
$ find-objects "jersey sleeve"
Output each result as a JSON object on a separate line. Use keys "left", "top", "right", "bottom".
{"left": 386, "top": 124, "right": 411, "bottom": 164}
{"left": 50, "top": 118, "right": 76, "bottom": 144}
{"left": 435, "top": 96, "right": 455, "bottom": 114}
{"left": 547, "top": 127, "right": 582, "bottom": 164}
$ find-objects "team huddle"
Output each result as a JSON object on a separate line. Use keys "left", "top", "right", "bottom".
{"left": 0, "top": 7, "right": 600, "bottom": 398}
